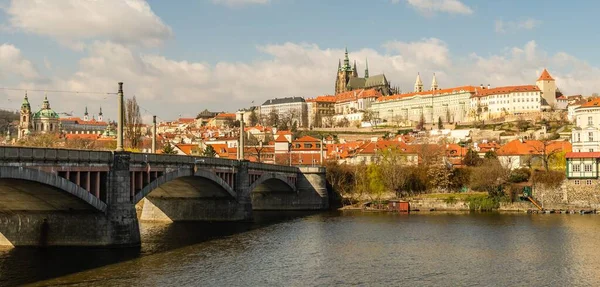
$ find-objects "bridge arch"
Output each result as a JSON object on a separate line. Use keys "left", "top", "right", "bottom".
{"left": 247, "top": 173, "right": 297, "bottom": 196}
{"left": 0, "top": 166, "right": 107, "bottom": 212}
{"left": 134, "top": 168, "right": 237, "bottom": 203}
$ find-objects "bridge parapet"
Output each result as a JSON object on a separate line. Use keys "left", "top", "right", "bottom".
{"left": 0, "top": 146, "right": 113, "bottom": 164}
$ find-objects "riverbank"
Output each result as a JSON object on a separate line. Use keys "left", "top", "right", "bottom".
{"left": 339, "top": 192, "right": 600, "bottom": 213}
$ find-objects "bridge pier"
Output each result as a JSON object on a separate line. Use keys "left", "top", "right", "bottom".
{"left": 104, "top": 152, "right": 141, "bottom": 246}
{"left": 251, "top": 167, "right": 328, "bottom": 210}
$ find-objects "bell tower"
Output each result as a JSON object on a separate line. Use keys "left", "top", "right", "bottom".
{"left": 18, "top": 92, "right": 32, "bottom": 139}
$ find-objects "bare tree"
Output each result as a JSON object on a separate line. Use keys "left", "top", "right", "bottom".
{"left": 378, "top": 146, "right": 409, "bottom": 197}
{"left": 528, "top": 138, "right": 564, "bottom": 171}
{"left": 126, "top": 96, "right": 143, "bottom": 149}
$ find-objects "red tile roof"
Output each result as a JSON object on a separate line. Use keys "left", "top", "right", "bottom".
{"left": 215, "top": 113, "right": 236, "bottom": 119}
{"left": 65, "top": 133, "right": 100, "bottom": 140}
{"left": 336, "top": 89, "right": 382, "bottom": 103}
{"left": 294, "top": 135, "right": 319, "bottom": 142}
{"left": 565, "top": 152, "right": 600, "bottom": 159}
{"left": 59, "top": 117, "right": 108, "bottom": 126}
{"left": 178, "top": 118, "right": 196, "bottom": 123}
{"left": 306, "top": 95, "right": 336, "bottom": 103}
{"left": 175, "top": 144, "right": 199, "bottom": 155}
{"left": 275, "top": 135, "right": 289, "bottom": 142}
{"left": 378, "top": 85, "right": 478, "bottom": 102}
{"left": 475, "top": 85, "right": 540, "bottom": 97}
{"left": 497, "top": 139, "right": 571, "bottom": 156}
{"left": 537, "top": 69, "right": 555, "bottom": 81}
{"left": 579, "top": 98, "right": 600, "bottom": 108}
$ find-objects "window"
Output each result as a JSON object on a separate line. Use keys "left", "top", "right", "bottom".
{"left": 591, "top": 149, "right": 595, "bottom": 152}
{"left": 304, "top": 143, "right": 312, "bottom": 149}
{"left": 589, "top": 132, "right": 594, "bottom": 142}
{"left": 586, "top": 180, "right": 593, "bottom": 185}
{"left": 575, "top": 180, "right": 580, "bottom": 185}
{"left": 585, "top": 164, "right": 593, "bottom": 172}
{"left": 577, "top": 133, "right": 581, "bottom": 142}
{"left": 589, "top": 116, "right": 593, "bottom": 126}
{"left": 573, "top": 164, "right": 581, "bottom": 172}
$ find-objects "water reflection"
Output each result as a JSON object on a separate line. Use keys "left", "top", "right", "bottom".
{"left": 4, "top": 212, "right": 600, "bottom": 286}
{"left": 0, "top": 211, "right": 316, "bottom": 287}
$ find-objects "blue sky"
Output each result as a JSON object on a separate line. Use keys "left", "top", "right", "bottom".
{"left": 1, "top": 0, "right": 599, "bottom": 121}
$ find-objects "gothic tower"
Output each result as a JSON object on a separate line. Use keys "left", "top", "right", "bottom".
{"left": 18, "top": 92, "right": 32, "bottom": 139}
{"left": 335, "top": 47, "right": 355, "bottom": 95}
{"left": 364, "top": 58, "right": 369, "bottom": 79}
{"left": 98, "top": 107, "right": 103, "bottom": 122}
{"left": 84, "top": 106, "right": 89, "bottom": 121}
{"left": 414, "top": 73, "right": 423, "bottom": 92}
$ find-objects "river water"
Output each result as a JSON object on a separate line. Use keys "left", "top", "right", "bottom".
{"left": 1, "top": 211, "right": 599, "bottom": 286}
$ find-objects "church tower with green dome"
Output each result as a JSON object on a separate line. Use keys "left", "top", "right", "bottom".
{"left": 31, "top": 94, "right": 60, "bottom": 135}
{"left": 18, "top": 92, "right": 32, "bottom": 139}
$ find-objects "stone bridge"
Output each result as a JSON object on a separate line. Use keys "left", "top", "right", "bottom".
{"left": 0, "top": 147, "right": 327, "bottom": 247}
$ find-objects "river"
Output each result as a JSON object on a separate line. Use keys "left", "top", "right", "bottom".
{"left": 1, "top": 211, "right": 599, "bottom": 286}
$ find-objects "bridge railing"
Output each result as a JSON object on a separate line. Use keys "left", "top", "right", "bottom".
{"left": 130, "top": 153, "right": 240, "bottom": 168}
{"left": 0, "top": 146, "right": 113, "bottom": 163}
{"left": 247, "top": 161, "right": 300, "bottom": 173}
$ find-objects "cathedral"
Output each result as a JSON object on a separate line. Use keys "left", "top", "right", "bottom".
{"left": 18, "top": 93, "right": 60, "bottom": 139}
{"left": 334, "top": 48, "right": 397, "bottom": 96}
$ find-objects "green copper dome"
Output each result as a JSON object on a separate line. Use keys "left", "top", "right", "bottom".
{"left": 32, "top": 94, "right": 59, "bottom": 119}
{"left": 33, "top": 109, "right": 59, "bottom": 119}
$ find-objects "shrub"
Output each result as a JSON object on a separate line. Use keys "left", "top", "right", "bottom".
{"left": 533, "top": 170, "right": 565, "bottom": 189}
{"left": 465, "top": 194, "right": 501, "bottom": 211}
{"left": 444, "top": 195, "right": 458, "bottom": 205}
{"left": 508, "top": 168, "right": 531, "bottom": 183}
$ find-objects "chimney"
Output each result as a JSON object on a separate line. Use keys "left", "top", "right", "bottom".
{"left": 487, "top": 84, "right": 491, "bottom": 90}
{"left": 480, "top": 84, "right": 484, "bottom": 89}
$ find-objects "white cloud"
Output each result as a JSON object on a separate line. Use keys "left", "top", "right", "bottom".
{"left": 401, "top": 0, "right": 473, "bottom": 15}
{"left": 5, "top": 38, "right": 600, "bottom": 122}
{"left": 212, "top": 0, "right": 270, "bottom": 8}
{"left": 4, "top": 0, "right": 172, "bottom": 49}
{"left": 0, "top": 44, "right": 39, "bottom": 79}
{"left": 495, "top": 18, "right": 541, "bottom": 33}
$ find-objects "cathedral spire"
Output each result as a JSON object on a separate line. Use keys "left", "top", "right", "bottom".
{"left": 353, "top": 60, "right": 357, "bottom": 72}
{"left": 364, "top": 58, "right": 369, "bottom": 79}
{"left": 338, "top": 59, "right": 341, "bottom": 70}
{"left": 343, "top": 47, "right": 350, "bottom": 70}
{"left": 84, "top": 106, "right": 89, "bottom": 121}
{"left": 98, "top": 107, "right": 103, "bottom": 122}
{"left": 431, "top": 73, "right": 438, "bottom": 91}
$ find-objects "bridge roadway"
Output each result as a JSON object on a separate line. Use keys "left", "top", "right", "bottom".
{"left": 0, "top": 147, "right": 327, "bottom": 247}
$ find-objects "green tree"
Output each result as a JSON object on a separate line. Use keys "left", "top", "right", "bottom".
{"left": 463, "top": 148, "right": 482, "bottom": 166}
{"left": 367, "top": 164, "right": 386, "bottom": 202}
{"left": 484, "top": 150, "right": 498, "bottom": 159}
{"left": 378, "top": 146, "right": 408, "bottom": 197}
{"left": 267, "top": 109, "right": 279, "bottom": 127}
{"left": 162, "top": 142, "right": 178, "bottom": 154}
{"left": 202, "top": 145, "right": 217, "bottom": 157}
{"left": 291, "top": 121, "right": 298, "bottom": 132}
{"left": 437, "top": 116, "right": 443, "bottom": 130}
{"left": 248, "top": 109, "right": 258, "bottom": 126}
{"left": 416, "top": 113, "right": 425, "bottom": 130}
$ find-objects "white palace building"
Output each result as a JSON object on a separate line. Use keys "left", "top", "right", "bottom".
{"left": 371, "top": 69, "right": 558, "bottom": 124}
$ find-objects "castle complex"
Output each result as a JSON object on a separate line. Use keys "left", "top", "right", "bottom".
{"left": 334, "top": 48, "right": 397, "bottom": 96}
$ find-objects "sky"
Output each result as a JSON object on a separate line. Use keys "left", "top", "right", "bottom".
{"left": 1, "top": 0, "right": 600, "bottom": 122}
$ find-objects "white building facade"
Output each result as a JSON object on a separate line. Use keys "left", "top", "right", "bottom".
{"left": 260, "top": 97, "right": 308, "bottom": 127}
{"left": 571, "top": 98, "right": 600, "bottom": 152}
